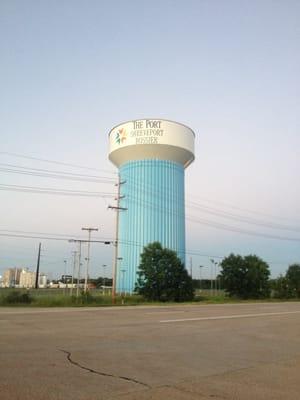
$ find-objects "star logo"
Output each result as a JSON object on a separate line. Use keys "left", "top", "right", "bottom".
{"left": 115, "top": 128, "right": 127, "bottom": 145}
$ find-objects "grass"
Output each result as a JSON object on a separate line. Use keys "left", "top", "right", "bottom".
{"left": 0, "top": 288, "right": 299, "bottom": 307}
{"left": 0, "top": 289, "right": 146, "bottom": 307}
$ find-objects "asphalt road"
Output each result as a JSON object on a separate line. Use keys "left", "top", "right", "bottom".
{"left": 1, "top": 302, "right": 300, "bottom": 399}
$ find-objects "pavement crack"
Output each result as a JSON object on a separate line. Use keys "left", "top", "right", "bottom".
{"left": 160, "top": 384, "right": 226, "bottom": 399}
{"left": 177, "top": 385, "right": 227, "bottom": 399}
{"left": 59, "top": 349, "right": 151, "bottom": 389}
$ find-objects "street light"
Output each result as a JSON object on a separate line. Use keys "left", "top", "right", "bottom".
{"left": 69, "top": 239, "right": 83, "bottom": 298}
{"left": 216, "top": 262, "right": 220, "bottom": 294}
{"left": 120, "top": 268, "right": 126, "bottom": 304}
{"left": 63, "top": 260, "right": 67, "bottom": 295}
{"left": 70, "top": 251, "right": 77, "bottom": 297}
{"left": 210, "top": 259, "right": 214, "bottom": 295}
{"left": 69, "top": 238, "right": 112, "bottom": 297}
{"left": 213, "top": 261, "right": 219, "bottom": 294}
{"left": 81, "top": 227, "right": 99, "bottom": 292}
{"left": 210, "top": 259, "right": 218, "bottom": 296}
{"left": 198, "top": 265, "right": 204, "bottom": 292}
{"left": 102, "top": 264, "right": 107, "bottom": 294}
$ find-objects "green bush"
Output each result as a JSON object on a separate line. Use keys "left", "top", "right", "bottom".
{"left": 136, "top": 242, "right": 194, "bottom": 302}
{"left": 2, "top": 291, "right": 33, "bottom": 304}
{"left": 78, "top": 291, "right": 95, "bottom": 304}
{"left": 32, "top": 295, "right": 75, "bottom": 307}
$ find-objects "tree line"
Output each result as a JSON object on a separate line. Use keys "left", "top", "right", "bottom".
{"left": 135, "top": 242, "right": 300, "bottom": 302}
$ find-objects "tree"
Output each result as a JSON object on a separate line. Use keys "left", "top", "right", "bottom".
{"left": 286, "top": 264, "right": 300, "bottom": 298}
{"left": 220, "top": 253, "right": 270, "bottom": 299}
{"left": 271, "top": 275, "right": 294, "bottom": 299}
{"left": 135, "top": 242, "right": 194, "bottom": 302}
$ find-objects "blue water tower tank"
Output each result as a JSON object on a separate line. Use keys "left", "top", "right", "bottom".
{"left": 108, "top": 119, "right": 195, "bottom": 293}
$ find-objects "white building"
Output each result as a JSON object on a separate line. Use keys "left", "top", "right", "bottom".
{"left": 38, "top": 274, "right": 48, "bottom": 288}
{"left": 19, "top": 269, "right": 36, "bottom": 288}
{"left": 2, "top": 268, "right": 22, "bottom": 287}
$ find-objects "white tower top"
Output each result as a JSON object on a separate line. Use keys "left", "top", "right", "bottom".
{"left": 109, "top": 119, "right": 195, "bottom": 168}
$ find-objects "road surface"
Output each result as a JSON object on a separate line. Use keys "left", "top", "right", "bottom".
{"left": 1, "top": 302, "right": 300, "bottom": 399}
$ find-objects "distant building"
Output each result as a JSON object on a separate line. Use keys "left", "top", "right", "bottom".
{"left": 19, "top": 269, "right": 36, "bottom": 288}
{"left": 88, "top": 282, "right": 97, "bottom": 289}
{"left": 38, "top": 274, "right": 48, "bottom": 288}
{"left": 2, "top": 268, "right": 22, "bottom": 287}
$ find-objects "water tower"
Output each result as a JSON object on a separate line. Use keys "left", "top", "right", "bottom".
{"left": 108, "top": 119, "right": 195, "bottom": 293}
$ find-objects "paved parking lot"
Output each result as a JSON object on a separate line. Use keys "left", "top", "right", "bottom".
{"left": 1, "top": 302, "right": 300, "bottom": 399}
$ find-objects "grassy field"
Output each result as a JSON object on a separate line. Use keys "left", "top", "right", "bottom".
{"left": 0, "top": 288, "right": 227, "bottom": 307}
{"left": 0, "top": 288, "right": 298, "bottom": 307}
{"left": 0, "top": 288, "right": 143, "bottom": 307}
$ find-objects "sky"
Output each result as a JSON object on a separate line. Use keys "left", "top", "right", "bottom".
{"left": 0, "top": 0, "right": 299, "bottom": 280}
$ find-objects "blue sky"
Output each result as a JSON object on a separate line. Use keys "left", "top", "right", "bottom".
{"left": 0, "top": 0, "right": 299, "bottom": 280}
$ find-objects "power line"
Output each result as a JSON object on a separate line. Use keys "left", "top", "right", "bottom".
{"left": 0, "top": 231, "right": 297, "bottom": 266}
{"left": 113, "top": 166, "right": 299, "bottom": 224}
{"left": 0, "top": 229, "right": 114, "bottom": 240}
{"left": 0, "top": 184, "right": 115, "bottom": 198}
{"left": 185, "top": 214, "right": 300, "bottom": 242}
{"left": 187, "top": 194, "right": 300, "bottom": 223}
{"left": 108, "top": 238, "right": 299, "bottom": 266}
{"left": 121, "top": 173, "right": 300, "bottom": 229}
{"left": 0, "top": 165, "right": 116, "bottom": 184}
{"left": 2, "top": 151, "right": 298, "bottom": 222}
{"left": 121, "top": 171, "right": 300, "bottom": 223}
{"left": 113, "top": 174, "right": 300, "bottom": 239}
{"left": 187, "top": 202, "right": 300, "bottom": 233}
{"left": 3, "top": 176, "right": 298, "bottom": 241}
{"left": 114, "top": 189, "right": 300, "bottom": 242}
{"left": 0, "top": 232, "right": 113, "bottom": 244}
{"left": 0, "top": 232, "right": 234, "bottom": 262}
{"left": 0, "top": 233, "right": 70, "bottom": 241}
{"left": 0, "top": 151, "right": 116, "bottom": 175}
{"left": 2, "top": 151, "right": 298, "bottom": 225}
{"left": 0, "top": 162, "right": 116, "bottom": 179}
{"left": 2, "top": 153, "right": 300, "bottom": 243}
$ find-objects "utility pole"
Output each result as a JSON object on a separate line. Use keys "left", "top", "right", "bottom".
{"left": 108, "top": 174, "right": 127, "bottom": 304}
{"left": 190, "top": 257, "right": 193, "bottom": 278}
{"left": 102, "top": 264, "right": 107, "bottom": 294}
{"left": 69, "top": 240, "right": 83, "bottom": 297}
{"left": 214, "top": 261, "right": 219, "bottom": 295}
{"left": 121, "top": 268, "right": 126, "bottom": 304}
{"left": 69, "top": 239, "right": 111, "bottom": 297}
{"left": 216, "top": 262, "right": 220, "bottom": 294}
{"left": 77, "top": 241, "right": 82, "bottom": 297}
{"left": 199, "top": 265, "right": 204, "bottom": 291}
{"left": 63, "top": 259, "right": 67, "bottom": 295}
{"left": 35, "top": 243, "right": 41, "bottom": 289}
{"left": 210, "top": 259, "right": 214, "bottom": 296}
{"left": 70, "top": 251, "right": 77, "bottom": 296}
{"left": 81, "top": 227, "right": 99, "bottom": 293}
{"left": 210, "top": 259, "right": 218, "bottom": 296}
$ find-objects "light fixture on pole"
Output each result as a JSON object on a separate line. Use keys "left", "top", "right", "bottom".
{"left": 112, "top": 257, "right": 123, "bottom": 302}
{"left": 69, "top": 239, "right": 83, "bottom": 297}
{"left": 81, "top": 227, "right": 99, "bottom": 293}
{"left": 102, "top": 264, "right": 107, "bottom": 293}
{"left": 198, "top": 265, "right": 204, "bottom": 291}
{"left": 210, "top": 259, "right": 219, "bottom": 296}
{"left": 69, "top": 237, "right": 112, "bottom": 297}
{"left": 120, "top": 268, "right": 126, "bottom": 304}
{"left": 216, "top": 262, "right": 220, "bottom": 294}
{"left": 70, "top": 251, "right": 77, "bottom": 296}
{"left": 63, "top": 260, "right": 67, "bottom": 295}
